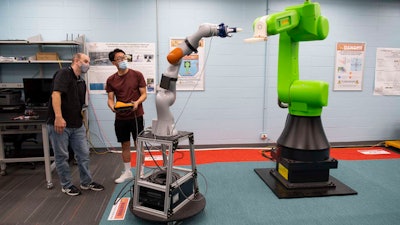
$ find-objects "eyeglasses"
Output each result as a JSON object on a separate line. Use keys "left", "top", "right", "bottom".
{"left": 114, "top": 55, "right": 127, "bottom": 62}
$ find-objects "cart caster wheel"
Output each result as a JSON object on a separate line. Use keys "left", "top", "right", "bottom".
{"left": 47, "top": 182, "right": 54, "bottom": 189}
{"left": 0, "top": 170, "right": 6, "bottom": 176}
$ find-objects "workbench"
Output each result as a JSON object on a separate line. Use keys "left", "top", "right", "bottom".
{"left": 0, "top": 111, "right": 54, "bottom": 189}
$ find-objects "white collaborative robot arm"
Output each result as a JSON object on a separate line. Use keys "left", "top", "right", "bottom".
{"left": 152, "top": 23, "right": 241, "bottom": 137}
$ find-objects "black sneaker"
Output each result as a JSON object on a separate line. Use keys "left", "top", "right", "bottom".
{"left": 80, "top": 182, "right": 104, "bottom": 191}
{"left": 62, "top": 185, "right": 81, "bottom": 196}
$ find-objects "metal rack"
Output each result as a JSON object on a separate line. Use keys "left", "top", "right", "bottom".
{"left": 131, "top": 130, "right": 205, "bottom": 222}
{"left": 0, "top": 34, "right": 84, "bottom": 86}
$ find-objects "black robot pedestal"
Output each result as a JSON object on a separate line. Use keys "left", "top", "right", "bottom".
{"left": 130, "top": 193, "right": 206, "bottom": 223}
{"left": 255, "top": 114, "right": 357, "bottom": 198}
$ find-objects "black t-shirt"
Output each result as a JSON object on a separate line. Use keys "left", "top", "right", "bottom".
{"left": 47, "top": 67, "right": 86, "bottom": 128}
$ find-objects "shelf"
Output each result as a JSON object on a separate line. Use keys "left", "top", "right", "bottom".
{"left": 0, "top": 40, "right": 28, "bottom": 44}
{"left": 0, "top": 60, "right": 72, "bottom": 64}
{"left": 0, "top": 34, "right": 84, "bottom": 45}
{"left": 28, "top": 41, "right": 80, "bottom": 45}
{"left": 0, "top": 34, "right": 84, "bottom": 80}
{"left": 30, "top": 60, "right": 72, "bottom": 63}
{"left": 0, "top": 40, "right": 80, "bottom": 45}
{"left": 0, "top": 60, "right": 30, "bottom": 64}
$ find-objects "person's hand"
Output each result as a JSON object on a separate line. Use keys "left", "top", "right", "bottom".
{"left": 110, "top": 103, "right": 116, "bottom": 113}
{"left": 54, "top": 117, "right": 67, "bottom": 134}
{"left": 131, "top": 101, "right": 138, "bottom": 111}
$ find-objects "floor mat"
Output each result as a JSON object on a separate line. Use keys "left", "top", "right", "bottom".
{"left": 100, "top": 160, "right": 400, "bottom": 225}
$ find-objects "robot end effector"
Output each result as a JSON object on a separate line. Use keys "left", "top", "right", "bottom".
{"left": 244, "top": 16, "right": 269, "bottom": 43}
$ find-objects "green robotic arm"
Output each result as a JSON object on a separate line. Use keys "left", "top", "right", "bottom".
{"left": 249, "top": 1, "right": 345, "bottom": 192}
{"left": 246, "top": 0, "right": 329, "bottom": 116}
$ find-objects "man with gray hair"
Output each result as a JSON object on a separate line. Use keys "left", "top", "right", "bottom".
{"left": 47, "top": 53, "right": 104, "bottom": 196}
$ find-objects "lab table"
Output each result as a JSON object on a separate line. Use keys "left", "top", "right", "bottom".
{"left": 0, "top": 111, "right": 54, "bottom": 189}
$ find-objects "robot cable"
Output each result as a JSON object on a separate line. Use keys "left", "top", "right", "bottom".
{"left": 173, "top": 37, "right": 214, "bottom": 128}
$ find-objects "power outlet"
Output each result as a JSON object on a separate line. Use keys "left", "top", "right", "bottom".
{"left": 260, "top": 133, "right": 268, "bottom": 140}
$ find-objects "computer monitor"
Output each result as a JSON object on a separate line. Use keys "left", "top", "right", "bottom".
{"left": 22, "top": 78, "right": 53, "bottom": 107}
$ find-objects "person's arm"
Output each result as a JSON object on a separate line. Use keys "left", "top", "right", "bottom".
{"left": 107, "top": 91, "right": 116, "bottom": 112}
{"left": 132, "top": 87, "right": 147, "bottom": 110}
{"left": 52, "top": 91, "right": 67, "bottom": 134}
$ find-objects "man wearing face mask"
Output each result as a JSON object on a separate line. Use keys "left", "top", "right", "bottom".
{"left": 106, "top": 48, "right": 147, "bottom": 183}
{"left": 47, "top": 53, "right": 104, "bottom": 196}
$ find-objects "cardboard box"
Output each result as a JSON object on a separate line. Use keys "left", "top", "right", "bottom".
{"left": 36, "top": 52, "right": 58, "bottom": 60}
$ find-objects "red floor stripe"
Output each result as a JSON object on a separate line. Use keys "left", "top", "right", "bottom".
{"left": 330, "top": 147, "right": 400, "bottom": 160}
{"left": 130, "top": 147, "right": 400, "bottom": 167}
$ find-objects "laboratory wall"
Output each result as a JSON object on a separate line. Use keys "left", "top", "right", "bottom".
{"left": 0, "top": 0, "right": 399, "bottom": 148}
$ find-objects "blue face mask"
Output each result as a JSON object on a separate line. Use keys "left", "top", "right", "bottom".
{"left": 118, "top": 60, "right": 128, "bottom": 70}
{"left": 80, "top": 64, "right": 90, "bottom": 73}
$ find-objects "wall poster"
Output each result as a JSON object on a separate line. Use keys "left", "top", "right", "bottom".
{"left": 333, "top": 42, "right": 366, "bottom": 91}
{"left": 170, "top": 38, "right": 205, "bottom": 91}
{"left": 373, "top": 48, "right": 400, "bottom": 96}
{"left": 86, "top": 42, "right": 156, "bottom": 94}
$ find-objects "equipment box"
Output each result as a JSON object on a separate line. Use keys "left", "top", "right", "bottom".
{"left": 36, "top": 52, "right": 58, "bottom": 60}
{"left": 139, "top": 177, "right": 194, "bottom": 211}
{"left": 0, "top": 89, "right": 21, "bottom": 105}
